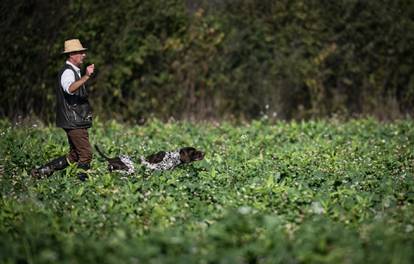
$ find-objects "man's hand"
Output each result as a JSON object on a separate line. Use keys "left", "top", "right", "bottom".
{"left": 68, "top": 64, "right": 95, "bottom": 93}
{"left": 86, "top": 64, "right": 95, "bottom": 77}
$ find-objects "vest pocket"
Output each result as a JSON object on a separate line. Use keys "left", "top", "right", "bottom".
{"left": 69, "top": 103, "right": 92, "bottom": 126}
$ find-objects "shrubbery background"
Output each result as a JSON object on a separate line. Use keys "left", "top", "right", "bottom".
{"left": 1, "top": 0, "right": 413, "bottom": 122}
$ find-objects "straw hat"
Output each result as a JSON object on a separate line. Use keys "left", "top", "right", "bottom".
{"left": 62, "top": 39, "right": 87, "bottom": 54}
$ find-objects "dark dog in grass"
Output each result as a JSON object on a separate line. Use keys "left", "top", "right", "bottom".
{"left": 94, "top": 145, "right": 204, "bottom": 174}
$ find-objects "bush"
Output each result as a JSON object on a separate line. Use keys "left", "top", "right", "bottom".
{"left": 1, "top": 0, "right": 413, "bottom": 122}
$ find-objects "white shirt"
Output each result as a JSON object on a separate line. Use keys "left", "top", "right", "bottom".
{"left": 60, "top": 61, "right": 81, "bottom": 95}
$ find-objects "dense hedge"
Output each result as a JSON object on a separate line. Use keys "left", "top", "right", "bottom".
{"left": 1, "top": 0, "right": 413, "bottom": 122}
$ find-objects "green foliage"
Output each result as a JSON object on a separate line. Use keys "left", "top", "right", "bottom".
{"left": 1, "top": 0, "right": 413, "bottom": 122}
{"left": 1, "top": 119, "right": 414, "bottom": 263}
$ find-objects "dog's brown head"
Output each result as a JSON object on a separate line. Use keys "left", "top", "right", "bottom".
{"left": 179, "top": 147, "right": 204, "bottom": 163}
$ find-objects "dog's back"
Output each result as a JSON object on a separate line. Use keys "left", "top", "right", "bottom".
{"left": 141, "top": 151, "right": 181, "bottom": 170}
{"left": 141, "top": 147, "right": 204, "bottom": 171}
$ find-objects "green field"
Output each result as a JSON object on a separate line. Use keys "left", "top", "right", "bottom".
{"left": 1, "top": 119, "right": 413, "bottom": 263}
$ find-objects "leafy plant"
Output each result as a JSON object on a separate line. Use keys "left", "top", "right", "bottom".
{"left": 1, "top": 118, "right": 414, "bottom": 263}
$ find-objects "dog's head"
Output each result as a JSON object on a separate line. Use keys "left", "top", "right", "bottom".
{"left": 179, "top": 147, "right": 205, "bottom": 163}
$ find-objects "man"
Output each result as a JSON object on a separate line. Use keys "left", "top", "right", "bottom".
{"left": 31, "top": 39, "right": 95, "bottom": 181}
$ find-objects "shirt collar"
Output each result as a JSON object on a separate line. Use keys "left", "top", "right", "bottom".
{"left": 66, "top": 61, "right": 81, "bottom": 73}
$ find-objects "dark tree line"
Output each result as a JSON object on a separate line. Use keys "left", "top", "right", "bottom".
{"left": 1, "top": 0, "right": 413, "bottom": 123}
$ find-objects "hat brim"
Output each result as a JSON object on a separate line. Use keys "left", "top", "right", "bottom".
{"left": 62, "top": 48, "right": 87, "bottom": 54}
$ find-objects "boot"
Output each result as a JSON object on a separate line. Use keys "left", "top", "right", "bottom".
{"left": 77, "top": 163, "right": 90, "bottom": 181}
{"left": 31, "top": 156, "right": 68, "bottom": 179}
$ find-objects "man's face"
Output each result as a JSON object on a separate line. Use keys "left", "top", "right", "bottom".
{"left": 69, "top": 51, "right": 86, "bottom": 67}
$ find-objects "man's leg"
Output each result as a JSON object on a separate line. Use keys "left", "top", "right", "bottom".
{"left": 66, "top": 129, "right": 79, "bottom": 164}
{"left": 66, "top": 128, "right": 93, "bottom": 181}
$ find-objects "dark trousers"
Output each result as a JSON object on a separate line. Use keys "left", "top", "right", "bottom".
{"left": 65, "top": 128, "right": 93, "bottom": 165}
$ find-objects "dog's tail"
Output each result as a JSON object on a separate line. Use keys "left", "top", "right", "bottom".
{"left": 94, "top": 144, "right": 111, "bottom": 160}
